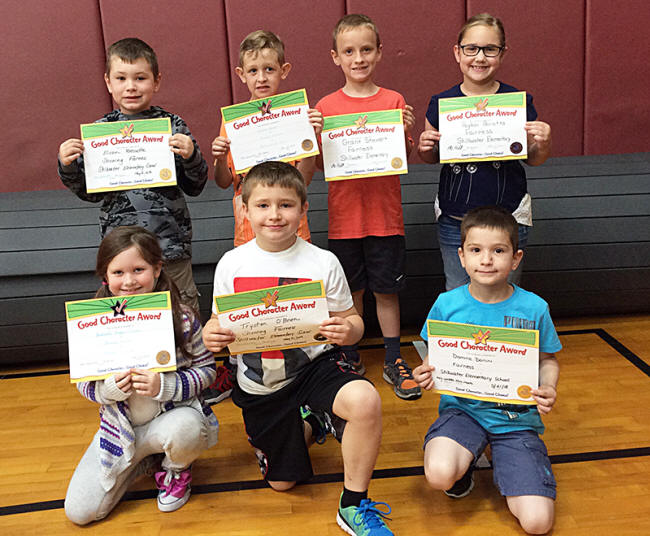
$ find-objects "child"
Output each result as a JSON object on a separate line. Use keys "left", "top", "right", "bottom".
{"left": 418, "top": 13, "right": 552, "bottom": 291}
{"left": 64, "top": 226, "right": 218, "bottom": 525}
{"left": 206, "top": 30, "right": 323, "bottom": 405}
{"left": 202, "top": 161, "right": 395, "bottom": 536}
{"left": 58, "top": 38, "right": 209, "bottom": 310}
{"left": 315, "top": 14, "right": 420, "bottom": 400}
{"left": 211, "top": 30, "right": 323, "bottom": 247}
{"left": 413, "top": 206, "right": 561, "bottom": 534}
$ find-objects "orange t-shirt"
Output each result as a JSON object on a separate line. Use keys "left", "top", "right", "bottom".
{"left": 218, "top": 123, "right": 311, "bottom": 246}
{"left": 315, "top": 88, "right": 408, "bottom": 239}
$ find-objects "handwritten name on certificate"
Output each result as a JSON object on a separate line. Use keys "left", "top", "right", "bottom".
{"left": 438, "top": 92, "right": 528, "bottom": 163}
{"left": 221, "top": 89, "right": 319, "bottom": 174}
{"left": 426, "top": 320, "right": 539, "bottom": 405}
{"left": 321, "top": 109, "right": 407, "bottom": 181}
{"left": 65, "top": 292, "right": 176, "bottom": 383}
{"left": 81, "top": 118, "right": 176, "bottom": 193}
{"left": 214, "top": 281, "right": 330, "bottom": 354}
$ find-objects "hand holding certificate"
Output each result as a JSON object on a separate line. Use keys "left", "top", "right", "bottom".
{"left": 81, "top": 118, "right": 177, "bottom": 193}
{"left": 214, "top": 281, "right": 330, "bottom": 354}
{"left": 438, "top": 91, "right": 528, "bottom": 163}
{"left": 66, "top": 292, "right": 176, "bottom": 383}
{"left": 321, "top": 109, "right": 408, "bottom": 181}
{"left": 426, "top": 320, "right": 539, "bottom": 404}
{"left": 221, "top": 89, "right": 319, "bottom": 174}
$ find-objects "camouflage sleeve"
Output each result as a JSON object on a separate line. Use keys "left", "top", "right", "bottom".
{"left": 57, "top": 157, "right": 105, "bottom": 203}
{"left": 170, "top": 114, "right": 209, "bottom": 197}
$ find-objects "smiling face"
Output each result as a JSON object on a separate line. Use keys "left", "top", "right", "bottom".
{"left": 105, "top": 245, "right": 162, "bottom": 296}
{"left": 331, "top": 25, "right": 382, "bottom": 86}
{"left": 458, "top": 226, "right": 522, "bottom": 289}
{"left": 104, "top": 56, "right": 161, "bottom": 114}
{"left": 243, "top": 184, "right": 307, "bottom": 252}
{"left": 454, "top": 24, "right": 504, "bottom": 92}
{"left": 236, "top": 48, "right": 291, "bottom": 99}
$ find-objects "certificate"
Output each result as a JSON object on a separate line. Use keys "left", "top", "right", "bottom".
{"left": 65, "top": 291, "right": 176, "bottom": 383}
{"left": 321, "top": 109, "right": 407, "bottom": 181}
{"left": 81, "top": 118, "right": 176, "bottom": 193}
{"left": 214, "top": 281, "right": 330, "bottom": 354}
{"left": 438, "top": 91, "right": 528, "bottom": 163}
{"left": 426, "top": 320, "right": 539, "bottom": 405}
{"left": 221, "top": 89, "right": 319, "bottom": 174}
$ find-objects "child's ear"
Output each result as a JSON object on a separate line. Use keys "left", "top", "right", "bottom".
{"left": 235, "top": 66, "right": 246, "bottom": 84}
{"left": 153, "top": 72, "right": 162, "bottom": 93}
{"left": 512, "top": 249, "right": 524, "bottom": 271}
{"left": 280, "top": 62, "right": 292, "bottom": 79}
{"left": 457, "top": 246, "right": 466, "bottom": 268}
{"left": 301, "top": 200, "right": 309, "bottom": 215}
{"left": 104, "top": 73, "right": 112, "bottom": 94}
{"left": 453, "top": 44, "right": 462, "bottom": 64}
{"left": 242, "top": 202, "right": 250, "bottom": 221}
{"left": 331, "top": 49, "right": 341, "bottom": 66}
{"left": 154, "top": 261, "right": 163, "bottom": 279}
{"left": 377, "top": 43, "right": 383, "bottom": 61}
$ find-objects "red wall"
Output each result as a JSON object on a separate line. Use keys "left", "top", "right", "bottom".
{"left": 1, "top": 0, "right": 648, "bottom": 193}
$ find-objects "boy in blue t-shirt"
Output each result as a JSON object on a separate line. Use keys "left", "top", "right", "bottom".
{"left": 413, "top": 206, "right": 561, "bottom": 535}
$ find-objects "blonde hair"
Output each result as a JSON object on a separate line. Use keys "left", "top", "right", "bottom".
{"left": 239, "top": 30, "right": 285, "bottom": 66}
{"left": 332, "top": 14, "right": 380, "bottom": 51}
{"left": 458, "top": 13, "right": 506, "bottom": 47}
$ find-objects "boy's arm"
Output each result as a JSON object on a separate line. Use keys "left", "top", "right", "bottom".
{"left": 57, "top": 140, "right": 105, "bottom": 203}
{"left": 297, "top": 108, "right": 323, "bottom": 183}
{"left": 212, "top": 124, "right": 235, "bottom": 189}
{"left": 170, "top": 116, "right": 209, "bottom": 197}
{"left": 319, "top": 306, "right": 364, "bottom": 347}
{"left": 418, "top": 118, "right": 441, "bottom": 164}
{"left": 403, "top": 104, "right": 415, "bottom": 157}
{"left": 531, "top": 351, "right": 560, "bottom": 414}
{"left": 524, "top": 121, "right": 552, "bottom": 166}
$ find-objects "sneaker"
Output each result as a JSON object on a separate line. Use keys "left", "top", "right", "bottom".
{"left": 444, "top": 464, "right": 475, "bottom": 499}
{"left": 382, "top": 358, "right": 422, "bottom": 400}
{"left": 337, "top": 497, "right": 393, "bottom": 535}
{"left": 203, "top": 364, "right": 234, "bottom": 404}
{"left": 340, "top": 349, "right": 365, "bottom": 375}
{"left": 155, "top": 466, "right": 192, "bottom": 512}
{"left": 300, "top": 405, "right": 345, "bottom": 443}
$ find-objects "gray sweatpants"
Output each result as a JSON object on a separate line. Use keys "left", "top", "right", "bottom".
{"left": 65, "top": 406, "right": 209, "bottom": 525}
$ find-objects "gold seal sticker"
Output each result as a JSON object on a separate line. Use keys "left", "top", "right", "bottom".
{"left": 391, "top": 157, "right": 403, "bottom": 169}
{"left": 156, "top": 351, "right": 171, "bottom": 365}
{"left": 159, "top": 168, "right": 173, "bottom": 180}
{"left": 313, "top": 333, "right": 327, "bottom": 342}
{"left": 517, "top": 385, "right": 532, "bottom": 399}
{"left": 301, "top": 139, "right": 314, "bottom": 151}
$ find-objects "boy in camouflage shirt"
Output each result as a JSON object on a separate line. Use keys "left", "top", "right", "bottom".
{"left": 58, "top": 38, "right": 208, "bottom": 309}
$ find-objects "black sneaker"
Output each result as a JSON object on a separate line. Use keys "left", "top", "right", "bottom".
{"left": 203, "top": 363, "right": 234, "bottom": 404}
{"left": 300, "top": 405, "right": 346, "bottom": 443}
{"left": 340, "top": 349, "right": 365, "bottom": 375}
{"left": 382, "top": 358, "right": 422, "bottom": 400}
{"left": 444, "top": 464, "right": 475, "bottom": 498}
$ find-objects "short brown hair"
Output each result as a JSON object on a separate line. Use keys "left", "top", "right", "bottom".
{"left": 332, "top": 14, "right": 380, "bottom": 51}
{"left": 106, "top": 37, "right": 159, "bottom": 78}
{"left": 458, "top": 13, "right": 506, "bottom": 47}
{"left": 460, "top": 206, "right": 519, "bottom": 251}
{"left": 239, "top": 30, "right": 285, "bottom": 66}
{"left": 242, "top": 161, "right": 307, "bottom": 205}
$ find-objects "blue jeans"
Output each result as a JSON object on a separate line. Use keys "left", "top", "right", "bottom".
{"left": 437, "top": 214, "right": 529, "bottom": 291}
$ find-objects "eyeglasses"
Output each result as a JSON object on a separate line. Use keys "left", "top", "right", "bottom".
{"left": 459, "top": 44, "right": 504, "bottom": 57}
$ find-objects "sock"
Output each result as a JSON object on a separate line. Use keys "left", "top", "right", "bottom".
{"left": 340, "top": 487, "right": 368, "bottom": 508}
{"left": 340, "top": 344, "right": 359, "bottom": 359}
{"left": 383, "top": 336, "right": 401, "bottom": 364}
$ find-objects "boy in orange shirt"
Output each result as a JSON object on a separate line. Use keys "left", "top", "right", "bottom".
{"left": 316, "top": 14, "right": 420, "bottom": 400}
{"left": 211, "top": 30, "right": 322, "bottom": 246}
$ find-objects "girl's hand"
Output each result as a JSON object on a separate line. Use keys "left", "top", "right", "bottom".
{"left": 202, "top": 317, "right": 236, "bottom": 353}
{"left": 114, "top": 370, "right": 133, "bottom": 394}
{"left": 211, "top": 136, "right": 231, "bottom": 160}
{"left": 58, "top": 138, "right": 84, "bottom": 166}
{"left": 318, "top": 316, "right": 352, "bottom": 346}
{"left": 418, "top": 129, "right": 441, "bottom": 154}
{"left": 403, "top": 104, "right": 415, "bottom": 132}
{"left": 130, "top": 369, "right": 161, "bottom": 397}
{"left": 413, "top": 363, "right": 436, "bottom": 390}
{"left": 169, "top": 133, "right": 195, "bottom": 160}
{"left": 307, "top": 108, "right": 323, "bottom": 136}
{"left": 525, "top": 121, "right": 551, "bottom": 149}
{"left": 531, "top": 384, "right": 557, "bottom": 415}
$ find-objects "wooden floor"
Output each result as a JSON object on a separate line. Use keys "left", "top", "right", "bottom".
{"left": 1, "top": 314, "right": 649, "bottom": 535}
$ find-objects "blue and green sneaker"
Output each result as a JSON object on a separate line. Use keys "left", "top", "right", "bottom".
{"left": 337, "top": 497, "right": 393, "bottom": 535}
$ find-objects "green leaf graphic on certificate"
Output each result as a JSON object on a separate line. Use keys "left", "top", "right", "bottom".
{"left": 222, "top": 89, "right": 308, "bottom": 122}
{"left": 66, "top": 292, "right": 170, "bottom": 319}
{"left": 323, "top": 109, "right": 402, "bottom": 131}
{"left": 215, "top": 281, "right": 324, "bottom": 313}
{"left": 81, "top": 118, "right": 171, "bottom": 139}
{"left": 427, "top": 320, "right": 538, "bottom": 346}
{"left": 438, "top": 92, "right": 525, "bottom": 114}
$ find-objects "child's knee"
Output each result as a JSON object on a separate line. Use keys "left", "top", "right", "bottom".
{"left": 64, "top": 496, "right": 102, "bottom": 526}
{"left": 423, "top": 456, "right": 458, "bottom": 490}
{"left": 267, "top": 480, "right": 296, "bottom": 491}
{"left": 508, "top": 497, "right": 554, "bottom": 534}
{"left": 517, "top": 510, "right": 554, "bottom": 535}
{"left": 335, "top": 381, "right": 381, "bottom": 421}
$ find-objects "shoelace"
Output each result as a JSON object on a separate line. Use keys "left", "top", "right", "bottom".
{"left": 353, "top": 499, "right": 392, "bottom": 529}
{"left": 395, "top": 359, "right": 413, "bottom": 378}
{"left": 155, "top": 469, "right": 192, "bottom": 497}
